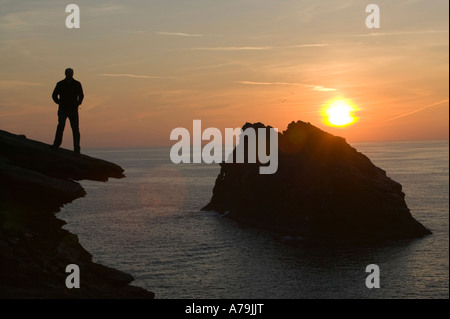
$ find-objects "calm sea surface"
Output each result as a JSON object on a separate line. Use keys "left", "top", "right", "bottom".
{"left": 60, "top": 140, "right": 449, "bottom": 299}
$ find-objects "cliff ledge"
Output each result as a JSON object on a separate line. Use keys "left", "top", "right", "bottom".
{"left": 0, "top": 130, "right": 154, "bottom": 298}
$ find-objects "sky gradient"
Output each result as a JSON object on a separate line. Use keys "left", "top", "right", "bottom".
{"left": 0, "top": 0, "right": 448, "bottom": 147}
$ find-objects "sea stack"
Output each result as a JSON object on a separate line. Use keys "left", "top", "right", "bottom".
{"left": 202, "top": 121, "right": 431, "bottom": 240}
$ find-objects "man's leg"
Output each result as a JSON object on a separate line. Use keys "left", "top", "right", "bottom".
{"left": 68, "top": 110, "right": 80, "bottom": 153}
{"left": 53, "top": 109, "right": 67, "bottom": 148}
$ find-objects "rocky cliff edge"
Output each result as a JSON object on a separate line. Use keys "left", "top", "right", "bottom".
{"left": 0, "top": 130, "right": 154, "bottom": 298}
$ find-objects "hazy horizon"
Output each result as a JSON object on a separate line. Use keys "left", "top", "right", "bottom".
{"left": 72, "top": 136, "right": 450, "bottom": 151}
{"left": 0, "top": 0, "right": 448, "bottom": 148}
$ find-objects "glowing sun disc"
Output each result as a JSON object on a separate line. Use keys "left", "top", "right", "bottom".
{"left": 323, "top": 100, "right": 358, "bottom": 127}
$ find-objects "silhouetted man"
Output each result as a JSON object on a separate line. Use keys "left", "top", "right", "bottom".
{"left": 51, "top": 68, "right": 84, "bottom": 154}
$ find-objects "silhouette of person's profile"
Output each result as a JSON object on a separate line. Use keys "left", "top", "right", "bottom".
{"left": 51, "top": 68, "right": 84, "bottom": 154}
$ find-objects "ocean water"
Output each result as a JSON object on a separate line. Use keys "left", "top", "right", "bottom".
{"left": 59, "top": 140, "right": 449, "bottom": 299}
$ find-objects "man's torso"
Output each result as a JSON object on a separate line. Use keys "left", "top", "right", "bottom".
{"left": 56, "top": 79, "right": 82, "bottom": 109}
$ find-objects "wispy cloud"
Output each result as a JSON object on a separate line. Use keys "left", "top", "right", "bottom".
{"left": 99, "top": 73, "right": 175, "bottom": 79}
{"left": 384, "top": 99, "right": 449, "bottom": 122}
{"left": 0, "top": 9, "right": 60, "bottom": 30}
{"left": 176, "top": 62, "right": 241, "bottom": 73}
{"left": 304, "top": 84, "right": 337, "bottom": 92}
{"left": 186, "top": 44, "right": 328, "bottom": 51}
{"left": 0, "top": 80, "right": 43, "bottom": 89}
{"left": 237, "top": 81, "right": 300, "bottom": 86}
{"left": 190, "top": 46, "right": 271, "bottom": 51}
{"left": 89, "top": 59, "right": 152, "bottom": 72}
{"left": 237, "top": 81, "right": 336, "bottom": 91}
{"left": 287, "top": 43, "right": 329, "bottom": 48}
{"left": 156, "top": 31, "right": 204, "bottom": 37}
{"left": 88, "top": 5, "right": 126, "bottom": 16}
{"left": 349, "top": 30, "right": 448, "bottom": 38}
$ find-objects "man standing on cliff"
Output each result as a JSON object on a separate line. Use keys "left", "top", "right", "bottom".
{"left": 51, "top": 68, "right": 84, "bottom": 154}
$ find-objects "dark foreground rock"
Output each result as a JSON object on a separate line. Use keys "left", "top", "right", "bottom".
{"left": 202, "top": 121, "right": 431, "bottom": 240}
{"left": 0, "top": 130, "right": 154, "bottom": 298}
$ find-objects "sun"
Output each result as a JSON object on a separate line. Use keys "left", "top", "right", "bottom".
{"left": 322, "top": 99, "right": 358, "bottom": 127}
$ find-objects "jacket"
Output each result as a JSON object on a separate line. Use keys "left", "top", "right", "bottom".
{"left": 52, "top": 78, "right": 84, "bottom": 109}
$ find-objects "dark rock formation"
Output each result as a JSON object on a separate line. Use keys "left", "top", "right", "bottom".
{"left": 0, "top": 130, "right": 154, "bottom": 298}
{"left": 202, "top": 121, "right": 431, "bottom": 240}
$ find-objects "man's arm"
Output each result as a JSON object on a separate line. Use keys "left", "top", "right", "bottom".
{"left": 78, "top": 82, "right": 84, "bottom": 106}
{"left": 52, "top": 83, "right": 60, "bottom": 104}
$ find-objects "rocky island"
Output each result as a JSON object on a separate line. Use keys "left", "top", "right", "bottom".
{"left": 0, "top": 130, "right": 154, "bottom": 298}
{"left": 202, "top": 121, "right": 431, "bottom": 240}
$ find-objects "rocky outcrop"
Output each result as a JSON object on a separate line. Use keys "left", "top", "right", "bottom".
{"left": 202, "top": 121, "right": 431, "bottom": 240}
{"left": 0, "top": 130, "right": 154, "bottom": 298}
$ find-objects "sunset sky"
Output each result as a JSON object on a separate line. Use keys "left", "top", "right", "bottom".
{"left": 0, "top": 0, "right": 448, "bottom": 148}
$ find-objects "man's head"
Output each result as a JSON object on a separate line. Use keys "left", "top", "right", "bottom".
{"left": 65, "top": 68, "right": 74, "bottom": 78}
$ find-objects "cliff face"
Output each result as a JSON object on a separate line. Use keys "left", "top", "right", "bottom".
{"left": 202, "top": 121, "right": 431, "bottom": 240}
{"left": 0, "top": 130, "right": 153, "bottom": 298}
